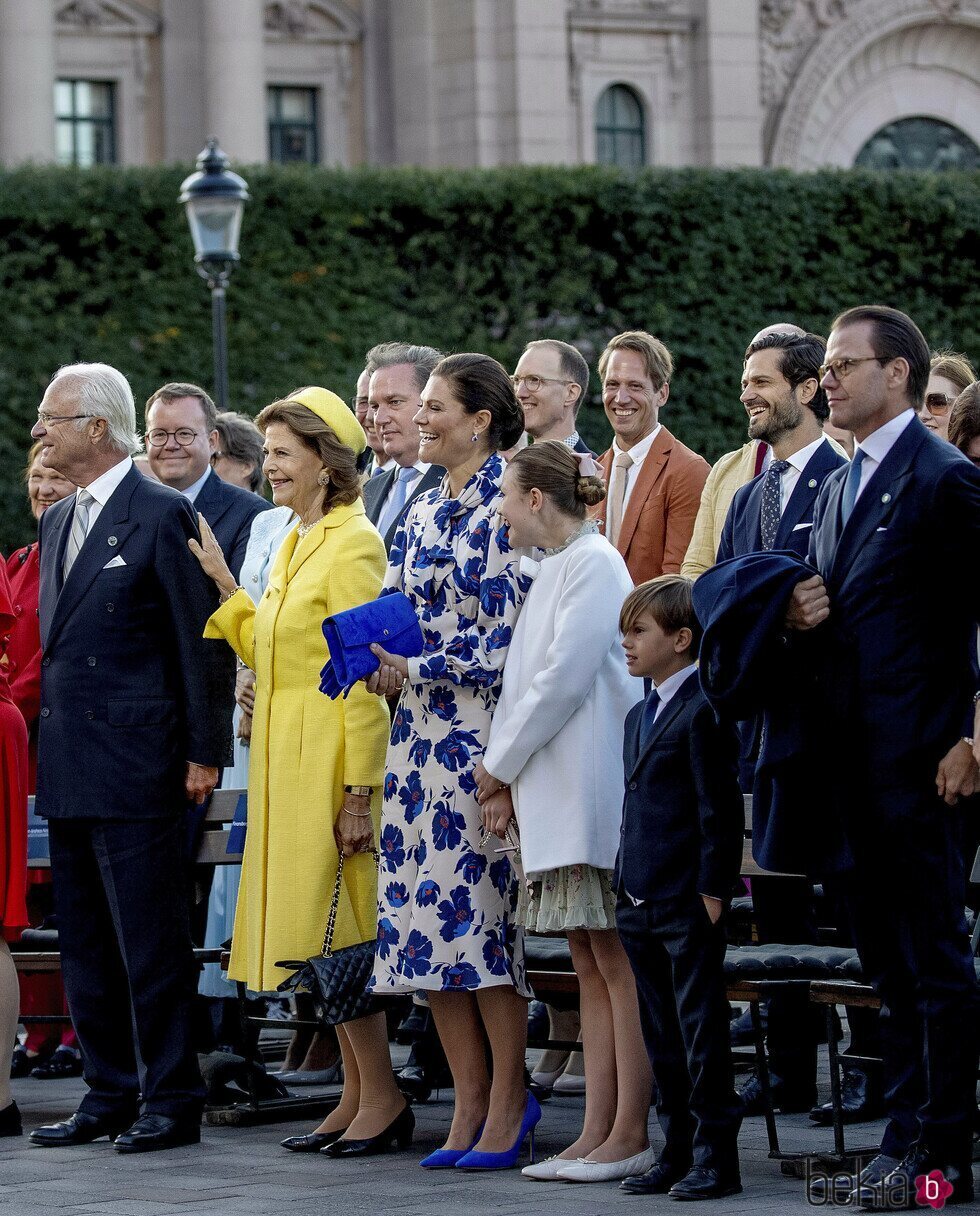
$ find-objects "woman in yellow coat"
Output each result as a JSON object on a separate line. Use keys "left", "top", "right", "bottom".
{"left": 191, "top": 387, "right": 413, "bottom": 1157}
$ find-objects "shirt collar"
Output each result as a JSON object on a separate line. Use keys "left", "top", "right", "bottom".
{"left": 854, "top": 409, "right": 915, "bottom": 465}
{"left": 81, "top": 456, "right": 133, "bottom": 506}
{"left": 653, "top": 661, "right": 698, "bottom": 706}
{"left": 561, "top": 432, "right": 581, "bottom": 450}
{"left": 182, "top": 465, "right": 214, "bottom": 503}
{"left": 613, "top": 422, "right": 661, "bottom": 467}
{"left": 784, "top": 435, "right": 827, "bottom": 474}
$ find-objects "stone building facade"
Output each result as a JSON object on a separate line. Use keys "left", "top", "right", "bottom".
{"left": 0, "top": 0, "right": 976, "bottom": 172}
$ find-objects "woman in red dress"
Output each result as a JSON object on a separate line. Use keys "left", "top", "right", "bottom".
{"left": 0, "top": 560, "right": 29, "bottom": 1135}
{"left": 5, "top": 444, "right": 78, "bottom": 1081}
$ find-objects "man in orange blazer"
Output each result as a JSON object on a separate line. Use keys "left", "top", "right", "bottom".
{"left": 596, "top": 331, "right": 709, "bottom": 583}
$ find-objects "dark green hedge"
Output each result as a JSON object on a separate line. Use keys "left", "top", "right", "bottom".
{"left": 1, "top": 163, "right": 977, "bottom": 549}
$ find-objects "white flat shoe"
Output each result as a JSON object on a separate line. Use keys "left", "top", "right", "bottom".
{"left": 557, "top": 1147, "right": 658, "bottom": 1183}
{"left": 522, "top": 1155, "right": 575, "bottom": 1180}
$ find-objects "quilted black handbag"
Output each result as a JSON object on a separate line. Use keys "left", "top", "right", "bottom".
{"left": 275, "top": 850, "right": 380, "bottom": 1026}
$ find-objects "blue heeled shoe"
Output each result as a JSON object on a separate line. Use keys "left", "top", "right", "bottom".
{"left": 454, "top": 1092, "right": 541, "bottom": 1171}
{"left": 420, "top": 1121, "right": 485, "bottom": 1169}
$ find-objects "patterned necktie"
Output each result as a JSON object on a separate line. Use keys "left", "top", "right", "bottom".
{"left": 639, "top": 689, "right": 661, "bottom": 751}
{"left": 378, "top": 466, "right": 417, "bottom": 536}
{"left": 605, "top": 451, "right": 634, "bottom": 547}
{"left": 760, "top": 459, "right": 790, "bottom": 550}
{"left": 840, "top": 448, "right": 867, "bottom": 526}
{"left": 62, "top": 489, "right": 94, "bottom": 578}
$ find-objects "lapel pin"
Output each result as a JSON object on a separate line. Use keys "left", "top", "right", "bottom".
{"left": 808, "top": 478, "right": 817, "bottom": 489}
{"left": 107, "top": 536, "right": 118, "bottom": 546}
{"left": 881, "top": 493, "right": 891, "bottom": 504}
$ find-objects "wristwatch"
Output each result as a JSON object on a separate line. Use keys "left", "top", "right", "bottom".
{"left": 344, "top": 785, "right": 373, "bottom": 797}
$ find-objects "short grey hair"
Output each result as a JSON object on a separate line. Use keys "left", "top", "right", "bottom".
{"left": 365, "top": 342, "right": 444, "bottom": 394}
{"left": 48, "top": 362, "right": 142, "bottom": 456}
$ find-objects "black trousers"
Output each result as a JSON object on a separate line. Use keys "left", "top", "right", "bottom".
{"left": 47, "top": 816, "right": 205, "bottom": 1121}
{"left": 837, "top": 800, "right": 980, "bottom": 1162}
{"left": 617, "top": 895, "right": 741, "bottom": 1174}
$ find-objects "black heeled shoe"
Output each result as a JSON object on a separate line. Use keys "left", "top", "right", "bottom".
{"left": 281, "top": 1129, "right": 347, "bottom": 1153}
{"left": 320, "top": 1104, "right": 415, "bottom": 1158}
{"left": 0, "top": 1101, "right": 22, "bottom": 1137}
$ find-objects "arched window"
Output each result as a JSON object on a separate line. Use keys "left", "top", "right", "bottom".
{"left": 595, "top": 84, "right": 646, "bottom": 168}
{"left": 855, "top": 117, "right": 979, "bottom": 171}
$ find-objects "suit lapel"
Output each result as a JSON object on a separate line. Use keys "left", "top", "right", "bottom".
{"left": 630, "top": 671, "right": 699, "bottom": 776}
{"left": 774, "top": 441, "right": 837, "bottom": 546}
{"left": 618, "top": 428, "right": 672, "bottom": 554}
{"left": 829, "top": 421, "right": 923, "bottom": 589}
{"left": 46, "top": 466, "right": 141, "bottom": 648}
{"left": 739, "top": 477, "right": 765, "bottom": 553}
{"left": 195, "top": 469, "right": 230, "bottom": 530}
{"left": 38, "top": 497, "right": 73, "bottom": 645}
{"left": 595, "top": 449, "right": 613, "bottom": 530}
{"left": 366, "top": 466, "right": 396, "bottom": 526}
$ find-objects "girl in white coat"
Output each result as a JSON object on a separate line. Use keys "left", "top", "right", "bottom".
{"left": 475, "top": 441, "right": 654, "bottom": 1184}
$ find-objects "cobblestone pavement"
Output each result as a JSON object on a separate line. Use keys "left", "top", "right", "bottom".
{"left": 0, "top": 1060, "right": 926, "bottom": 1216}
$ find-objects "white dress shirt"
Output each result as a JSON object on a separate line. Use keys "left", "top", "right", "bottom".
{"left": 77, "top": 456, "right": 133, "bottom": 535}
{"left": 182, "top": 465, "right": 213, "bottom": 503}
{"left": 778, "top": 435, "right": 829, "bottom": 512}
{"left": 851, "top": 409, "right": 915, "bottom": 504}
{"left": 609, "top": 423, "right": 662, "bottom": 514}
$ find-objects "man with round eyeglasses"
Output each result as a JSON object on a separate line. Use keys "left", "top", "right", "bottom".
{"left": 511, "top": 339, "right": 593, "bottom": 453}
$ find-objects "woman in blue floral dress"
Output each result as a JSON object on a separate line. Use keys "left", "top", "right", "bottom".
{"left": 365, "top": 354, "right": 539, "bottom": 1168}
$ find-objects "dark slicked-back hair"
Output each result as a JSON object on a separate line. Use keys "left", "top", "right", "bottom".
{"left": 744, "top": 331, "right": 829, "bottom": 422}
{"left": 832, "top": 305, "right": 930, "bottom": 407}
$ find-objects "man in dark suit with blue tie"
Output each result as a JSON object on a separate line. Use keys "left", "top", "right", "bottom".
{"left": 144, "top": 383, "right": 270, "bottom": 579}
{"left": 28, "top": 363, "right": 232, "bottom": 1153}
{"left": 362, "top": 343, "right": 444, "bottom": 552}
{"left": 786, "top": 306, "right": 980, "bottom": 1209}
{"left": 615, "top": 576, "right": 744, "bottom": 1201}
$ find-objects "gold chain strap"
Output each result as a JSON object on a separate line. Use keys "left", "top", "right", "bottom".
{"left": 320, "top": 849, "right": 381, "bottom": 957}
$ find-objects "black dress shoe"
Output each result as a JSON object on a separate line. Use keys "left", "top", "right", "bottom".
{"left": 320, "top": 1104, "right": 414, "bottom": 1157}
{"left": 281, "top": 1129, "right": 346, "bottom": 1152}
{"left": 0, "top": 1100, "right": 22, "bottom": 1137}
{"left": 30, "top": 1110, "right": 133, "bottom": 1147}
{"left": 10, "top": 1045, "right": 36, "bottom": 1079}
{"left": 668, "top": 1165, "right": 743, "bottom": 1201}
{"left": 114, "top": 1114, "right": 201, "bottom": 1154}
{"left": 395, "top": 1064, "right": 432, "bottom": 1104}
{"left": 738, "top": 1071, "right": 815, "bottom": 1115}
{"left": 855, "top": 1146, "right": 974, "bottom": 1210}
{"left": 620, "top": 1160, "right": 690, "bottom": 1194}
{"left": 30, "top": 1045, "right": 84, "bottom": 1080}
{"left": 807, "top": 1153, "right": 899, "bottom": 1203}
{"left": 810, "top": 1067, "right": 883, "bottom": 1125}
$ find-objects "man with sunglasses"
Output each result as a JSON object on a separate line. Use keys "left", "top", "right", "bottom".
{"left": 144, "top": 383, "right": 270, "bottom": 580}
{"left": 512, "top": 339, "right": 593, "bottom": 454}
{"left": 785, "top": 305, "right": 980, "bottom": 1210}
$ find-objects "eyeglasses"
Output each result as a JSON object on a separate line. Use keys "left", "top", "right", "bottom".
{"left": 924, "top": 392, "right": 954, "bottom": 417}
{"left": 36, "top": 411, "right": 96, "bottom": 426}
{"left": 145, "top": 428, "right": 200, "bottom": 448}
{"left": 511, "top": 374, "right": 575, "bottom": 393}
{"left": 818, "top": 356, "right": 886, "bottom": 381}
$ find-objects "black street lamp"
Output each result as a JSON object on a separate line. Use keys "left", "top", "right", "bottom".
{"left": 179, "top": 138, "right": 249, "bottom": 410}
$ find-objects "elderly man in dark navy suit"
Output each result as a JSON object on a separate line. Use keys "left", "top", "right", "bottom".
{"left": 28, "top": 363, "right": 232, "bottom": 1154}
{"left": 144, "top": 382, "right": 270, "bottom": 579}
{"left": 786, "top": 306, "right": 980, "bottom": 1209}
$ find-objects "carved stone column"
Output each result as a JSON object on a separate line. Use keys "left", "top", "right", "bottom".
{"left": 202, "top": 0, "right": 267, "bottom": 162}
{"left": 0, "top": 0, "right": 56, "bottom": 164}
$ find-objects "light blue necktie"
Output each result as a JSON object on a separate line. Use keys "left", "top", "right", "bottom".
{"left": 378, "top": 466, "right": 417, "bottom": 536}
{"left": 840, "top": 448, "right": 867, "bottom": 526}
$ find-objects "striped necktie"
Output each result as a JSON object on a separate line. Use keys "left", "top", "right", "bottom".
{"left": 62, "top": 489, "right": 94, "bottom": 578}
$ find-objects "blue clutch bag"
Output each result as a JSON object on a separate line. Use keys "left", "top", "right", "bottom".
{"left": 319, "top": 590, "right": 424, "bottom": 699}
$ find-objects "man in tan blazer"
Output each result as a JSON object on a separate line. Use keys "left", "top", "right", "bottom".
{"left": 595, "top": 331, "right": 709, "bottom": 584}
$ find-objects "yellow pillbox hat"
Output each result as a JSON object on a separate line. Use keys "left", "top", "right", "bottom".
{"left": 288, "top": 386, "right": 367, "bottom": 456}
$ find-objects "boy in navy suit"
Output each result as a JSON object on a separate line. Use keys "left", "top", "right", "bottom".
{"left": 614, "top": 575, "right": 744, "bottom": 1201}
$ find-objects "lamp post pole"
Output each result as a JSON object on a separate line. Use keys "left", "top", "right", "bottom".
{"left": 179, "top": 138, "right": 249, "bottom": 411}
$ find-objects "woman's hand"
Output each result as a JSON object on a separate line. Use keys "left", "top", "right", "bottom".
{"left": 481, "top": 787, "right": 515, "bottom": 841}
{"left": 334, "top": 794, "right": 374, "bottom": 857}
{"left": 474, "top": 760, "right": 507, "bottom": 806}
{"left": 365, "top": 643, "right": 408, "bottom": 697}
{"left": 188, "top": 514, "right": 237, "bottom": 599}
{"left": 236, "top": 710, "right": 252, "bottom": 745}
{"left": 235, "top": 667, "right": 256, "bottom": 714}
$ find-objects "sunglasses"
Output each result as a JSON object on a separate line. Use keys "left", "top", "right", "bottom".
{"left": 924, "top": 393, "right": 954, "bottom": 417}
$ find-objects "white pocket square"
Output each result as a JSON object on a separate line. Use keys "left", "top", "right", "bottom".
{"left": 103, "top": 555, "right": 127, "bottom": 569}
{"left": 875, "top": 527, "right": 888, "bottom": 532}
{"left": 791, "top": 522, "right": 813, "bottom": 532}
